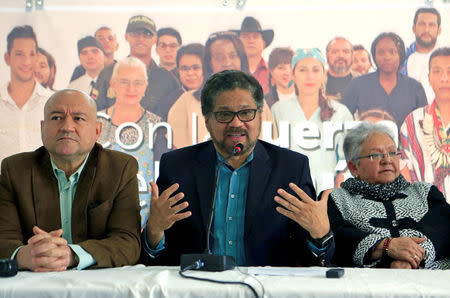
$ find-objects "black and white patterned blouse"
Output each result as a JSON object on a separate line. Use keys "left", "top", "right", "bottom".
{"left": 329, "top": 182, "right": 450, "bottom": 269}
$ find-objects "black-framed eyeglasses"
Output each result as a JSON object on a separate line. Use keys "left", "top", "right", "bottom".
{"left": 357, "top": 151, "right": 401, "bottom": 161}
{"left": 213, "top": 109, "right": 258, "bottom": 123}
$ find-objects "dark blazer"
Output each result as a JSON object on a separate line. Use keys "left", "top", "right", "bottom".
{"left": 143, "top": 140, "right": 333, "bottom": 266}
{"left": 0, "top": 144, "right": 141, "bottom": 268}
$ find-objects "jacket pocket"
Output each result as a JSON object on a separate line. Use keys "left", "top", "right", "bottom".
{"left": 87, "top": 200, "right": 112, "bottom": 238}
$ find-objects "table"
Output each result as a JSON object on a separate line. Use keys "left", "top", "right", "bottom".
{"left": 1, "top": 265, "right": 449, "bottom": 297}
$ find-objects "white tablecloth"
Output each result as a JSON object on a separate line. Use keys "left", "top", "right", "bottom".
{"left": 1, "top": 265, "right": 449, "bottom": 297}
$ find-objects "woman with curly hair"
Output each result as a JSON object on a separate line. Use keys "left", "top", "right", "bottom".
{"left": 342, "top": 32, "right": 427, "bottom": 129}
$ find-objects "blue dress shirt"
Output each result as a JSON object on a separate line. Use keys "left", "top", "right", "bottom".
{"left": 212, "top": 152, "right": 253, "bottom": 266}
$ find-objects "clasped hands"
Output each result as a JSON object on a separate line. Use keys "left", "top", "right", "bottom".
{"left": 17, "top": 226, "right": 76, "bottom": 272}
{"left": 374, "top": 237, "right": 426, "bottom": 269}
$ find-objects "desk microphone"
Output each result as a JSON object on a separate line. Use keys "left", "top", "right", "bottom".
{"left": 180, "top": 143, "right": 243, "bottom": 271}
{"left": 0, "top": 259, "right": 18, "bottom": 277}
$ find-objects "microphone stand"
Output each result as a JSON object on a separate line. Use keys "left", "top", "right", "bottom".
{"left": 180, "top": 144, "right": 243, "bottom": 271}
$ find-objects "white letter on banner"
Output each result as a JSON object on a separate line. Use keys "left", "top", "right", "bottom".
{"left": 96, "top": 112, "right": 111, "bottom": 148}
{"left": 116, "top": 122, "right": 143, "bottom": 150}
{"left": 294, "top": 121, "right": 320, "bottom": 150}
{"left": 148, "top": 122, "right": 173, "bottom": 150}
{"left": 323, "top": 120, "right": 343, "bottom": 150}
{"left": 264, "top": 121, "right": 290, "bottom": 148}
{"left": 344, "top": 120, "right": 360, "bottom": 131}
{"left": 137, "top": 174, "right": 147, "bottom": 192}
{"left": 154, "top": 160, "right": 159, "bottom": 182}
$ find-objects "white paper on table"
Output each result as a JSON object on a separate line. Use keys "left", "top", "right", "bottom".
{"left": 247, "top": 267, "right": 327, "bottom": 277}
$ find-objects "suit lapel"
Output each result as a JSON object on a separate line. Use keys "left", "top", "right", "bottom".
{"left": 71, "top": 145, "right": 98, "bottom": 241}
{"left": 32, "top": 149, "right": 61, "bottom": 231}
{"left": 245, "top": 142, "right": 272, "bottom": 237}
{"left": 193, "top": 142, "right": 217, "bottom": 230}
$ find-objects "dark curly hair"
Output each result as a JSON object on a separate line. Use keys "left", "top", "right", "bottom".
{"left": 370, "top": 32, "right": 405, "bottom": 73}
{"left": 428, "top": 47, "right": 450, "bottom": 71}
{"left": 204, "top": 31, "right": 249, "bottom": 79}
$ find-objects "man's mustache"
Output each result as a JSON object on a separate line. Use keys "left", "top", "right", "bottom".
{"left": 224, "top": 128, "right": 248, "bottom": 136}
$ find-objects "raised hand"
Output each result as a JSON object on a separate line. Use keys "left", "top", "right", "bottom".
{"left": 17, "top": 226, "right": 76, "bottom": 272}
{"left": 146, "top": 182, "right": 192, "bottom": 248}
{"left": 274, "top": 183, "right": 331, "bottom": 239}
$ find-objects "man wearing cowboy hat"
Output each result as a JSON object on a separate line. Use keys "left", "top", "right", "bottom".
{"left": 234, "top": 16, "right": 274, "bottom": 94}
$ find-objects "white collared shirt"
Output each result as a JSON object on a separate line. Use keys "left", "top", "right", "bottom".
{"left": 0, "top": 81, "right": 53, "bottom": 164}
{"left": 68, "top": 73, "right": 97, "bottom": 95}
{"left": 407, "top": 51, "right": 435, "bottom": 104}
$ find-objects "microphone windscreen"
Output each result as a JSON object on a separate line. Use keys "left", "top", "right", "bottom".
{"left": 234, "top": 143, "right": 243, "bottom": 154}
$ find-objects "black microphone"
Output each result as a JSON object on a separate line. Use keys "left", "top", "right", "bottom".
{"left": 180, "top": 143, "right": 243, "bottom": 271}
{"left": 232, "top": 143, "right": 243, "bottom": 155}
{"left": 0, "top": 259, "right": 18, "bottom": 277}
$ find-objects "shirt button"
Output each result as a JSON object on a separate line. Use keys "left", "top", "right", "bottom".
{"left": 228, "top": 216, "right": 232, "bottom": 221}
{"left": 234, "top": 172, "right": 237, "bottom": 176}
{"left": 228, "top": 240, "right": 233, "bottom": 245}
{"left": 230, "top": 194, "right": 235, "bottom": 199}
{"left": 392, "top": 220, "right": 398, "bottom": 227}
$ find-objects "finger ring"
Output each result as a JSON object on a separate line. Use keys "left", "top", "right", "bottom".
{"left": 414, "top": 255, "right": 418, "bottom": 260}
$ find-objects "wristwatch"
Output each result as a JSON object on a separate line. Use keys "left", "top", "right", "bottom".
{"left": 310, "top": 230, "right": 334, "bottom": 249}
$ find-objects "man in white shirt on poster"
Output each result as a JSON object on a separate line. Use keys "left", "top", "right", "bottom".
{"left": 402, "top": 7, "right": 442, "bottom": 103}
{"left": 68, "top": 36, "right": 105, "bottom": 96}
{"left": 0, "top": 25, "right": 52, "bottom": 164}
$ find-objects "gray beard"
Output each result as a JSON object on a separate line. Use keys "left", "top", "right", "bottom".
{"left": 330, "top": 64, "right": 351, "bottom": 75}
{"left": 209, "top": 125, "right": 260, "bottom": 157}
{"left": 211, "top": 133, "right": 258, "bottom": 157}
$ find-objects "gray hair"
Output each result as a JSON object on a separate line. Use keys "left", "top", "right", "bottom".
{"left": 111, "top": 57, "right": 148, "bottom": 81}
{"left": 343, "top": 121, "right": 396, "bottom": 164}
{"left": 325, "top": 36, "right": 353, "bottom": 54}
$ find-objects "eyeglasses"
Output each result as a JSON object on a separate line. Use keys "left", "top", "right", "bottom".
{"left": 357, "top": 151, "right": 401, "bottom": 161}
{"left": 179, "top": 64, "right": 202, "bottom": 72}
{"left": 213, "top": 109, "right": 258, "bottom": 123}
{"left": 158, "top": 42, "right": 179, "bottom": 49}
{"left": 117, "top": 79, "right": 146, "bottom": 88}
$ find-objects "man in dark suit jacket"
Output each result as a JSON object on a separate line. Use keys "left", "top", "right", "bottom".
{"left": 0, "top": 89, "right": 141, "bottom": 271}
{"left": 142, "top": 70, "right": 334, "bottom": 267}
